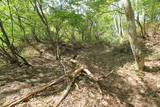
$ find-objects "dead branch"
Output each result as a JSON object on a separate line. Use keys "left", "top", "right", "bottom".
{"left": 70, "top": 59, "right": 79, "bottom": 64}
{"left": 2, "top": 66, "right": 84, "bottom": 107}
{"left": 83, "top": 69, "right": 102, "bottom": 94}
{"left": 53, "top": 78, "right": 75, "bottom": 107}
{"left": 2, "top": 59, "right": 84, "bottom": 107}
{"left": 3, "top": 59, "right": 111, "bottom": 107}
{"left": 2, "top": 74, "right": 67, "bottom": 107}
{"left": 98, "top": 70, "right": 114, "bottom": 80}
{"left": 71, "top": 59, "right": 102, "bottom": 93}
{"left": 60, "top": 59, "right": 66, "bottom": 72}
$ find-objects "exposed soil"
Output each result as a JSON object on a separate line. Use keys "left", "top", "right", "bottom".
{"left": 0, "top": 34, "right": 160, "bottom": 107}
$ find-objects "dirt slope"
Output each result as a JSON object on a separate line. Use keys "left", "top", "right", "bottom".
{"left": 0, "top": 31, "right": 160, "bottom": 107}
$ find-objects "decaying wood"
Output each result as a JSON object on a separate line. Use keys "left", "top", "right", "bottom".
{"left": 70, "top": 59, "right": 79, "bottom": 64}
{"left": 83, "top": 69, "right": 102, "bottom": 94}
{"left": 2, "top": 60, "right": 84, "bottom": 107}
{"left": 3, "top": 59, "right": 110, "bottom": 107}
{"left": 2, "top": 74, "right": 67, "bottom": 107}
{"left": 98, "top": 70, "right": 114, "bottom": 80}
{"left": 53, "top": 78, "right": 75, "bottom": 107}
{"left": 60, "top": 59, "right": 66, "bottom": 72}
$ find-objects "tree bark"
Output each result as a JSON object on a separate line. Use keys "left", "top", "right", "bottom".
{"left": 123, "top": 0, "right": 145, "bottom": 71}
{"left": 0, "top": 19, "right": 30, "bottom": 66}
{"left": 114, "top": 13, "right": 124, "bottom": 41}
{"left": 55, "top": 25, "right": 61, "bottom": 60}
{"left": 31, "top": 1, "right": 52, "bottom": 42}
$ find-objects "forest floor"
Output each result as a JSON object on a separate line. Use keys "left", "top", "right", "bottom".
{"left": 0, "top": 30, "right": 160, "bottom": 107}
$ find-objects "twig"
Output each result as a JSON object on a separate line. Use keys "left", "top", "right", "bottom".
{"left": 98, "top": 70, "right": 114, "bottom": 80}
{"left": 70, "top": 59, "right": 78, "bottom": 64}
{"left": 53, "top": 78, "right": 75, "bottom": 107}
{"left": 2, "top": 75, "right": 67, "bottom": 107}
{"left": 59, "top": 59, "right": 66, "bottom": 72}
{"left": 3, "top": 59, "right": 111, "bottom": 107}
{"left": 2, "top": 66, "right": 84, "bottom": 107}
{"left": 83, "top": 69, "right": 102, "bottom": 94}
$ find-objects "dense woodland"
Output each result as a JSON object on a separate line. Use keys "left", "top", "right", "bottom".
{"left": 0, "top": 0, "right": 160, "bottom": 107}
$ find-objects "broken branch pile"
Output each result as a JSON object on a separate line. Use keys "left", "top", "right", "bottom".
{"left": 3, "top": 59, "right": 104, "bottom": 107}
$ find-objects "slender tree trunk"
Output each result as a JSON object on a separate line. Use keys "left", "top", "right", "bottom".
{"left": 142, "top": 11, "right": 147, "bottom": 36}
{"left": 0, "top": 45, "right": 17, "bottom": 64}
{"left": 14, "top": 6, "right": 30, "bottom": 43}
{"left": 55, "top": 25, "right": 61, "bottom": 60}
{"left": 118, "top": 15, "right": 124, "bottom": 39}
{"left": 114, "top": 15, "right": 119, "bottom": 35}
{"left": 114, "top": 14, "right": 124, "bottom": 41}
{"left": 81, "top": 30, "right": 85, "bottom": 41}
{"left": 136, "top": 14, "right": 144, "bottom": 37}
{"left": 31, "top": 1, "right": 52, "bottom": 42}
{"left": 31, "top": 26, "right": 41, "bottom": 43}
{"left": 0, "top": 20, "right": 19, "bottom": 64}
{"left": 7, "top": 0, "right": 14, "bottom": 45}
{"left": 0, "top": 19, "right": 30, "bottom": 66}
{"left": 71, "top": 28, "right": 76, "bottom": 42}
{"left": 123, "top": 0, "right": 145, "bottom": 71}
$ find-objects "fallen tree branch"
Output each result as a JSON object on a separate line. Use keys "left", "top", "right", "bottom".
{"left": 59, "top": 59, "right": 66, "bottom": 72}
{"left": 83, "top": 69, "right": 102, "bottom": 94}
{"left": 3, "top": 59, "right": 111, "bottom": 107}
{"left": 3, "top": 75, "right": 66, "bottom": 107}
{"left": 2, "top": 66, "right": 84, "bottom": 107}
{"left": 53, "top": 78, "right": 75, "bottom": 107}
{"left": 71, "top": 59, "right": 102, "bottom": 93}
{"left": 98, "top": 70, "right": 114, "bottom": 80}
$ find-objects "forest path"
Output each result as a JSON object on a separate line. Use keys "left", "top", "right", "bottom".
{"left": 0, "top": 37, "right": 160, "bottom": 107}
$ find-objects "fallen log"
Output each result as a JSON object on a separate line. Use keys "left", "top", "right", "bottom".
{"left": 3, "top": 59, "right": 112, "bottom": 107}
{"left": 3, "top": 75, "right": 67, "bottom": 107}
{"left": 2, "top": 63, "right": 84, "bottom": 107}
{"left": 83, "top": 69, "right": 102, "bottom": 94}
{"left": 53, "top": 78, "right": 75, "bottom": 107}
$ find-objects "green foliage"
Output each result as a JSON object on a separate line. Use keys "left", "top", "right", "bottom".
{"left": 0, "top": 0, "right": 159, "bottom": 51}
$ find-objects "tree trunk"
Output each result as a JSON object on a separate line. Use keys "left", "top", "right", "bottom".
{"left": 55, "top": 25, "right": 61, "bottom": 60}
{"left": 123, "top": 0, "right": 145, "bottom": 71}
{"left": 114, "top": 15, "right": 119, "bottom": 35}
{"left": 136, "top": 14, "right": 144, "bottom": 37}
{"left": 114, "top": 14, "right": 124, "bottom": 41}
{"left": 118, "top": 15, "right": 124, "bottom": 39}
{"left": 31, "top": 1, "right": 52, "bottom": 42}
{"left": 31, "top": 26, "right": 41, "bottom": 43}
{"left": 0, "top": 19, "right": 30, "bottom": 66}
